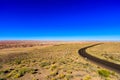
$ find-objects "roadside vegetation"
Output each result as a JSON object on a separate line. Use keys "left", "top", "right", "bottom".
{"left": 87, "top": 42, "right": 120, "bottom": 65}
{"left": 0, "top": 41, "right": 120, "bottom": 80}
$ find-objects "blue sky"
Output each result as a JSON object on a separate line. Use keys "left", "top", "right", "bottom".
{"left": 0, "top": 0, "right": 120, "bottom": 40}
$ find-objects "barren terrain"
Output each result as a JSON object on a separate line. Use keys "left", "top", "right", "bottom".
{"left": 0, "top": 41, "right": 120, "bottom": 80}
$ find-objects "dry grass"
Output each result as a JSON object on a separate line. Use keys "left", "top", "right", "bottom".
{"left": 87, "top": 42, "right": 120, "bottom": 64}
{"left": 0, "top": 41, "right": 120, "bottom": 80}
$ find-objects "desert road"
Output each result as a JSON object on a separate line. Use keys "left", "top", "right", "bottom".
{"left": 78, "top": 43, "right": 120, "bottom": 73}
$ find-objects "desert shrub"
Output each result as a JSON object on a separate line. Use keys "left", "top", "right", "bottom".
{"left": 83, "top": 75, "right": 91, "bottom": 80}
{"left": 40, "top": 61, "right": 51, "bottom": 67}
{"left": 7, "top": 70, "right": 16, "bottom": 78}
{"left": 0, "top": 78, "right": 6, "bottom": 80}
{"left": 66, "top": 70, "right": 72, "bottom": 74}
{"left": 59, "top": 59, "right": 66, "bottom": 64}
{"left": 57, "top": 74, "right": 65, "bottom": 79}
{"left": 98, "top": 69, "right": 111, "bottom": 77}
{"left": 14, "top": 59, "right": 21, "bottom": 65}
{"left": 46, "top": 70, "right": 58, "bottom": 79}
{"left": 105, "top": 77, "right": 111, "bottom": 80}
{"left": 16, "top": 68, "right": 29, "bottom": 77}
{"left": 7, "top": 67, "right": 33, "bottom": 78}
{"left": 0, "top": 65, "right": 2, "bottom": 69}
{"left": 30, "top": 68, "right": 38, "bottom": 74}
{"left": 0, "top": 69, "right": 11, "bottom": 75}
{"left": 0, "top": 71, "right": 4, "bottom": 75}
{"left": 50, "top": 70, "right": 58, "bottom": 77}
{"left": 65, "top": 74, "right": 73, "bottom": 80}
{"left": 50, "top": 64, "right": 57, "bottom": 71}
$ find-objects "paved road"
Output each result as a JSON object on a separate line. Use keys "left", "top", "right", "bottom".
{"left": 78, "top": 43, "right": 120, "bottom": 73}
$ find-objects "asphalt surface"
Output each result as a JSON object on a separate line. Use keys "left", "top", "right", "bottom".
{"left": 78, "top": 43, "right": 120, "bottom": 73}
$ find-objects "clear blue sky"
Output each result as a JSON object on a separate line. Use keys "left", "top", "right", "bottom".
{"left": 0, "top": 0, "right": 120, "bottom": 40}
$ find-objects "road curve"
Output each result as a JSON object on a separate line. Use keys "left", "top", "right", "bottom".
{"left": 78, "top": 43, "right": 120, "bottom": 73}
